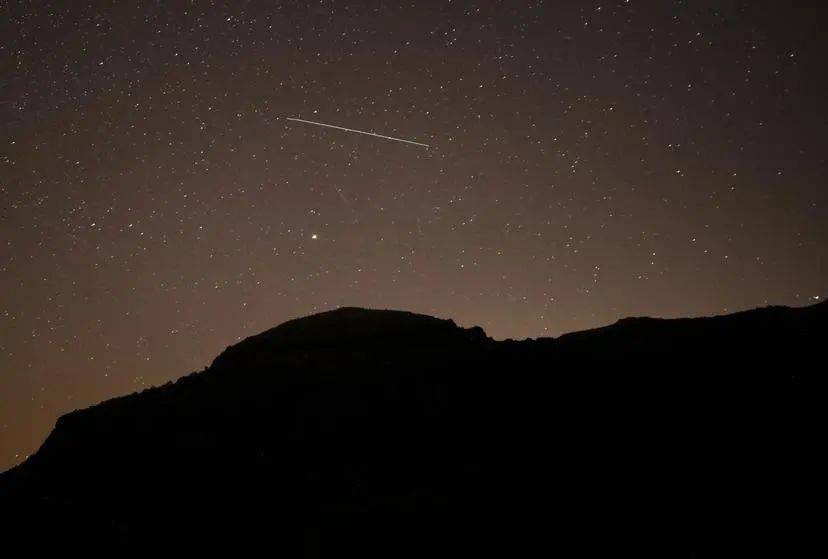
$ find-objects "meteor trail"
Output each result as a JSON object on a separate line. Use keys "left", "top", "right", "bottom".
{"left": 285, "top": 117, "right": 430, "bottom": 148}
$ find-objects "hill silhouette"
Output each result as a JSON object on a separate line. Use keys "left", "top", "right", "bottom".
{"left": 1, "top": 302, "right": 825, "bottom": 555}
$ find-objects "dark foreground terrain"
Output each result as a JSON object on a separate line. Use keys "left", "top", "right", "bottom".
{"left": 1, "top": 302, "right": 825, "bottom": 555}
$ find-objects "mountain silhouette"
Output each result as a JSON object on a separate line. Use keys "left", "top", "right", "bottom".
{"left": 1, "top": 303, "right": 824, "bottom": 555}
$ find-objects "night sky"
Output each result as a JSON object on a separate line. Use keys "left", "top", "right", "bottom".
{"left": 2, "top": 1, "right": 826, "bottom": 471}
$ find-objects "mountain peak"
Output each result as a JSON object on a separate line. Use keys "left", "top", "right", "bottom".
{"left": 1, "top": 301, "right": 824, "bottom": 552}
{"left": 211, "top": 306, "right": 489, "bottom": 369}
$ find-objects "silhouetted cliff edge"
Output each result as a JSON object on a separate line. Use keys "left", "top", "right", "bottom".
{"left": 1, "top": 303, "right": 825, "bottom": 555}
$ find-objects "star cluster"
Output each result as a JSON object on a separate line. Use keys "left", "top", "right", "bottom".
{"left": 1, "top": 1, "right": 826, "bottom": 470}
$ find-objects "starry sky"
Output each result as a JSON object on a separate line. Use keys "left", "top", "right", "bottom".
{"left": 2, "top": 0, "right": 827, "bottom": 471}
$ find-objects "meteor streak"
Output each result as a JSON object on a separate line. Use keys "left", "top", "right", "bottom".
{"left": 286, "top": 117, "right": 430, "bottom": 148}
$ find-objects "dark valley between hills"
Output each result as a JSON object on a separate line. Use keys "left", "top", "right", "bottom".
{"left": 1, "top": 302, "right": 824, "bottom": 555}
